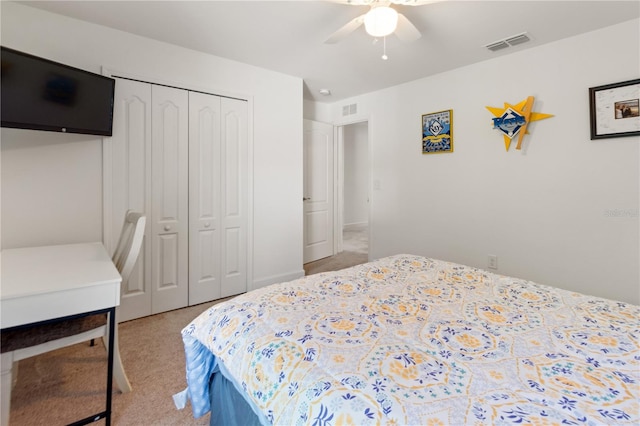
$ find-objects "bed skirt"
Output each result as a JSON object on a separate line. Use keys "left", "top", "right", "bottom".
{"left": 209, "top": 362, "right": 262, "bottom": 426}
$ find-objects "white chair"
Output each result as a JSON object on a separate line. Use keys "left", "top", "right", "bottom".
{"left": 0, "top": 210, "right": 146, "bottom": 425}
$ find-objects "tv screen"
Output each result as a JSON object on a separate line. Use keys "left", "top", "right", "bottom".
{"left": 1, "top": 47, "right": 115, "bottom": 136}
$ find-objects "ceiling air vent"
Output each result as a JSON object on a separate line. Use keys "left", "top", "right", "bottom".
{"left": 505, "top": 33, "right": 530, "bottom": 46}
{"left": 485, "top": 32, "right": 531, "bottom": 52}
{"left": 485, "top": 40, "right": 509, "bottom": 52}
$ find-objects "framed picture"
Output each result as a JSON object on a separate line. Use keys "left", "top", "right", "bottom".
{"left": 422, "top": 109, "right": 453, "bottom": 154}
{"left": 589, "top": 78, "right": 640, "bottom": 139}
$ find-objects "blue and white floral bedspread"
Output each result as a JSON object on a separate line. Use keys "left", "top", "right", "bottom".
{"left": 180, "top": 254, "right": 640, "bottom": 425}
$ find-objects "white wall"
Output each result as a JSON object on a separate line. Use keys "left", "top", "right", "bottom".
{"left": 312, "top": 19, "right": 640, "bottom": 304}
{"left": 303, "top": 99, "right": 331, "bottom": 123}
{"left": 343, "top": 122, "right": 369, "bottom": 226}
{"left": 0, "top": 2, "right": 305, "bottom": 288}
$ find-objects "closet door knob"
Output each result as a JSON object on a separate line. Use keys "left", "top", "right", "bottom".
{"left": 164, "top": 225, "right": 171, "bottom": 232}
{"left": 204, "top": 222, "right": 211, "bottom": 228}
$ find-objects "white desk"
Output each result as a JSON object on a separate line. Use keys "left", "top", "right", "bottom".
{"left": 1, "top": 242, "right": 121, "bottom": 328}
{"left": 1, "top": 242, "right": 121, "bottom": 426}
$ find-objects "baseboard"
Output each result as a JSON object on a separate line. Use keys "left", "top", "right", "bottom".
{"left": 251, "top": 269, "right": 305, "bottom": 291}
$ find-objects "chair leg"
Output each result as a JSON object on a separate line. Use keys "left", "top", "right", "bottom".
{"left": 11, "top": 360, "right": 19, "bottom": 388}
{"left": 1, "top": 352, "right": 15, "bottom": 426}
{"left": 102, "top": 321, "right": 132, "bottom": 393}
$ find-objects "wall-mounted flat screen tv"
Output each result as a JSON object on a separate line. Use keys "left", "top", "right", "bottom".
{"left": 1, "top": 47, "right": 115, "bottom": 136}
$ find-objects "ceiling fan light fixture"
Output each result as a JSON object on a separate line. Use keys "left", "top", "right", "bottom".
{"left": 364, "top": 6, "right": 398, "bottom": 37}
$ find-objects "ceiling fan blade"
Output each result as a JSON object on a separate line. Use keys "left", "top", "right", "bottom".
{"left": 390, "top": 0, "right": 445, "bottom": 5}
{"left": 324, "top": 0, "right": 443, "bottom": 5}
{"left": 324, "top": 14, "right": 366, "bottom": 44}
{"left": 395, "top": 13, "right": 421, "bottom": 42}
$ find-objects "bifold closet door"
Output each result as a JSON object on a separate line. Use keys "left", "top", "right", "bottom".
{"left": 150, "top": 85, "right": 189, "bottom": 314}
{"left": 220, "top": 97, "right": 248, "bottom": 298}
{"left": 110, "top": 78, "right": 247, "bottom": 319}
{"left": 188, "top": 94, "right": 248, "bottom": 304}
{"left": 188, "top": 92, "right": 222, "bottom": 304}
{"left": 110, "top": 78, "right": 153, "bottom": 322}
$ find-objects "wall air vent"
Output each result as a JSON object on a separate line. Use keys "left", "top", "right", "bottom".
{"left": 485, "top": 32, "right": 531, "bottom": 52}
{"left": 342, "top": 103, "right": 358, "bottom": 116}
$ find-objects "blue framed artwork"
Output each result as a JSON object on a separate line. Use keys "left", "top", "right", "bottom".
{"left": 422, "top": 109, "right": 453, "bottom": 154}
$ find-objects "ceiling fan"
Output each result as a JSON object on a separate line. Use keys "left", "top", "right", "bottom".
{"left": 324, "top": 0, "right": 440, "bottom": 45}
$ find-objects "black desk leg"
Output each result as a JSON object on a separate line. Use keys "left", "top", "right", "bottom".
{"left": 105, "top": 306, "right": 115, "bottom": 426}
{"left": 67, "top": 307, "right": 115, "bottom": 426}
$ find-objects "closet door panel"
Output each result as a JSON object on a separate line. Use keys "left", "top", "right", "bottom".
{"left": 151, "top": 85, "right": 189, "bottom": 314}
{"left": 188, "top": 92, "right": 222, "bottom": 305}
{"left": 225, "top": 228, "right": 241, "bottom": 273}
{"left": 220, "top": 98, "right": 248, "bottom": 298}
{"left": 110, "top": 78, "right": 152, "bottom": 322}
{"left": 158, "top": 234, "right": 179, "bottom": 286}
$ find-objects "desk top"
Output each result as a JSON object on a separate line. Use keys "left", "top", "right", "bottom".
{"left": 1, "top": 242, "right": 122, "bottom": 328}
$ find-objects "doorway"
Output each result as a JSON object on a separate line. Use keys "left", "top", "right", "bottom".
{"left": 303, "top": 118, "right": 370, "bottom": 274}
{"left": 339, "top": 121, "right": 369, "bottom": 258}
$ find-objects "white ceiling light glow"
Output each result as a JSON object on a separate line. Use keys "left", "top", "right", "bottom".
{"left": 364, "top": 6, "right": 398, "bottom": 38}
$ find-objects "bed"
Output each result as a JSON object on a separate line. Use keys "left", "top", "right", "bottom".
{"left": 174, "top": 254, "right": 640, "bottom": 425}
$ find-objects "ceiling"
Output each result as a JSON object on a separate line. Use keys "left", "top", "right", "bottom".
{"left": 15, "top": 0, "right": 640, "bottom": 103}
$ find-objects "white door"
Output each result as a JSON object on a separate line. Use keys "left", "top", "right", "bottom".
{"left": 151, "top": 85, "right": 189, "bottom": 314}
{"left": 188, "top": 94, "right": 248, "bottom": 304}
{"left": 303, "top": 119, "right": 334, "bottom": 263}
{"left": 188, "top": 92, "right": 222, "bottom": 305}
{"left": 220, "top": 97, "right": 248, "bottom": 298}
{"left": 109, "top": 78, "right": 153, "bottom": 322}
{"left": 107, "top": 77, "right": 249, "bottom": 320}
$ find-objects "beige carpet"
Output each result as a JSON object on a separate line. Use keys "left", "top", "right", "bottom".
{"left": 303, "top": 250, "right": 368, "bottom": 275}
{"left": 342, "top": 224, "right": 368, "bottom": 255}
{"left": 8, "top": 300, "right": 224, "bottom": 425}
{"left": 304, "top": 224, "right": 369, "bottom": 275}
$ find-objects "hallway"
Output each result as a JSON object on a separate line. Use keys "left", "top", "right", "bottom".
{"left": 304, "top": 224, "right": 368, "bottom": 275}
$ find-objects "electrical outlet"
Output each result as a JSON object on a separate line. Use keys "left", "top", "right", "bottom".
{"left": 488, "top": 255, "right": 498, "bottom": 270}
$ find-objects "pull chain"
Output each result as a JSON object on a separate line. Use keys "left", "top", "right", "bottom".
{"left": 382, "top": 36, "right": 388, "bottom": 60}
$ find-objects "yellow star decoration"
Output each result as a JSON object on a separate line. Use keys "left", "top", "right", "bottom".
{"left": 486, "top": 96, "right": 553, "bottom": 151}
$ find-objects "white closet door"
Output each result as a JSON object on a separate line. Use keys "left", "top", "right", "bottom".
{"left": 188, "top": 92, "right": 222, "bottom": 305}
{"left": 151, "top": 85, "right": 189, "bottom": 313}
{"left": 110, "top": 78, "right": 153, "bottom": 322}
{"left": 220, "top": 98, "right": 248, "bottom": 298}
